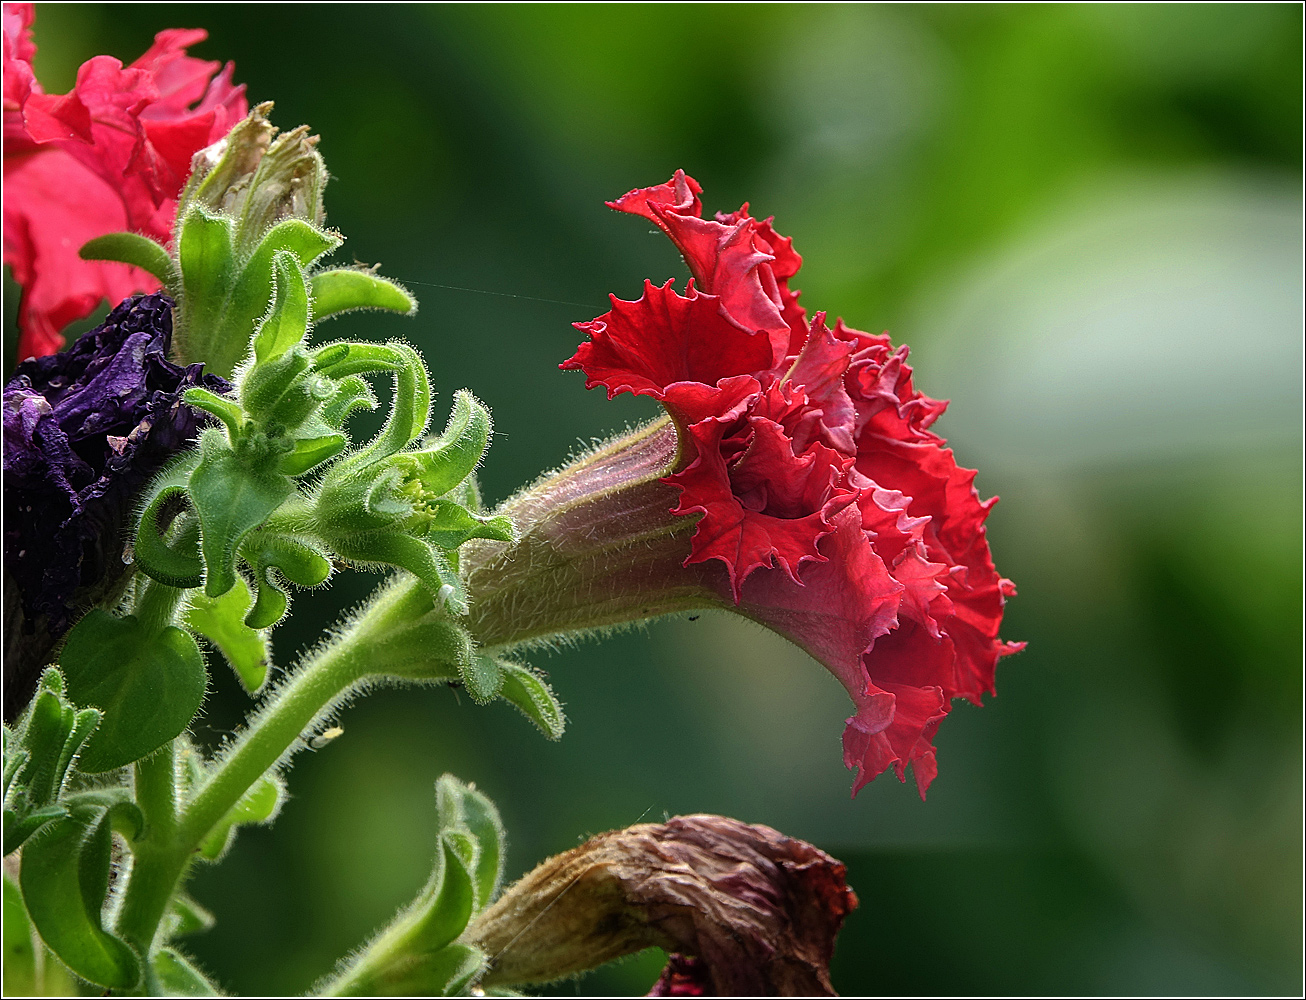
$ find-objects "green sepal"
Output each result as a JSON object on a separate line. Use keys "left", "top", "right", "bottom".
{"left": 239, "top": 532, "right": 333, "bottom": 629}
{"left": 176, "top": 208, "right": 237, "bottom": 370}
{"left": 51, "top": 707, "right": 102, "bottom": 798}
{"left": 198, "top": 776, "right": 282, "bottom": 861}
{"left": 415, "top": 943, "right": 488, "bottom": 997}
{"left": 310, "top": 268, "right": 416, "bottom": 321}
{"left": 2, "top": 744, "right": 26, "bottom": 804}
{"left": 435, "top": 775, "right": 504, "bottom": 910}
{"left": 184, "top": 577, "right": 271, "bottom": 694}
{"left": 460, "top": 653, "right": 503, "bottom": 705}
{"left": 12, "top": 683, "right": 67, "bottom": 805}
{"left": 424, "top": 501, "right": 515, "bottom": 551}
{"left": 182, "top": 387, "right": 246, "bottom": 441}
{"left": 152, "top": 948, "right": 221, "bottom": 996}
{"left": 320, "top": 375, "right": 378, "bottom": 429}
{"left": 18, "top": 801, "right": 142, "bottom": 989}
{"left": 239, "top": 345, "right": 312, "bottom": 423}
{"left": 164, "top": 895, "right": 217, "bottom": 941}
{"left": 364, "top": 615, "right": 471, "bottom": 682}
{"left": 79, "top": 232, "right": 176, "bottom": 287}
{"left": 334, "top": 533, "right": 449, "bottom": 602}
{"left": 60, "top": 611, "right": 208, "bottom": 773}
{"left": 414, "top": 833, "right": 478, "bottom": 953}
{"left": 188, "top": 431, "right": 295, "bottom": 598}
{"left": 136, "top": 485, "right": 204, "bottom": 589}
{"left": 498, "top": 662, "right": 566, "bottom": 740}
{"left": 409, "top": 390, "right": 492, "bottom": 497}
{"left": 251, "top": 248, "right": 312, "bottom": 364}
{"left": 279, "top": 432, "right": 346, "bottom": 476}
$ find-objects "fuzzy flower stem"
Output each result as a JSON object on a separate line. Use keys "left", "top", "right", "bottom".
{"left": 114, "top": 577, "right": 442, "bottom": 971}
{"left": 461, "top": 417, "right": 725, "bottom": 650}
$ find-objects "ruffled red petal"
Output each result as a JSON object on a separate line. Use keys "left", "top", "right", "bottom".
{"left": 569, "top": 171, "right": 1022, "bottom": 797}
{"left": 2, "top": 6, "right": 247, "bottom": 357}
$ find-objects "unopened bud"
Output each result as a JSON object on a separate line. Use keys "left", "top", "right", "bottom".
{"left": 180, "top": 102, "right": 327, "bottom": 250}
{"left": 463, "top": 814, "right": 857, "bottom": 996}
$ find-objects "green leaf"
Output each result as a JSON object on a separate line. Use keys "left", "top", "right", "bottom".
{"left": 498, "top": 662, "right": 566, "bottom": 740}
{"left": 239, "top": 533, "right": 333, "bottom": 629}
{"left": 211, "top": 221, "right": 338, "bottom": 376}
{"left": 60, "top": 611, "right": 208, "bottom": 773}
{"left": 239, "top": 345, "right": 311, "bottom": 422}
{"left": 310, "top": 268, "right": 416, "bottom": 321}
{"left": 198, "top": 776, "right": 281, "bottom": 861}
{"left": 355, "top": 342, "right": 431, "bottom": 465}
{"left": 51, "top": 708, "right": 102, "bottom": 797}
{"left": 410, "top": 390, "right": 493, "bottom": 497}
{"left": 188, "top": 434, "right": 295, "bottom": 598}
{"left": 152, "top": 948, "right": 220, "bottom": 996}
{"left": 79, "top": 232, "right": 176, "bottom": 287}
{"left": 176, "top": 208, "right": 237, "bottom": 373}
{"left": 279, "top": 432, "right": 347, "bottom": 476}
{"left": 184, "top": 578, "right": 271, "bottom": 694}
{"left": 3, "top": 870, "right": 38, "bottom": 996}
{"left": 164, "top": 895, "right": 216, "bottom": 941}
{"left": 252, "top": 250, "right": 311, "bottom": 364}
{"left": 19, "top": 804, "right": 141, "bottom": 989}
{"left": 181, "top": 387, "right": 245, "bottom": 441}
{"left": 135, "top": 486, "right": 204, "bottom": 590}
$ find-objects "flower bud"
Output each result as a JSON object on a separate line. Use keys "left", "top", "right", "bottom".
{"left": 179, "top": 102, "right": 326, "bottom": 252}
{"left": 463, "top": 814, "right": 857, "bottom": 996}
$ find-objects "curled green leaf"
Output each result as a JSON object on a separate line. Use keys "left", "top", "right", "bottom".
{"left": 311, "top": 268, "right": 416, "bottom": 321}
{"left": 135, "top": 485, "right": 204, "bottom": 590}
{"left": 19, "top": 803, "right": 141, "bottom": 989}
{"left": 79, "top": 232, "right": 176, "bottom": 287}
{"left": 184, "top": 578, "right": 271, "bottom": 694}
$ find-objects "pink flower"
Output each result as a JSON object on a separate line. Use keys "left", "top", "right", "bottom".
{"left": 562, "top": 172, "right": 1023, "bottom": 797}
{"left": 2, "top": 2, "right": 246, "bottom": 360}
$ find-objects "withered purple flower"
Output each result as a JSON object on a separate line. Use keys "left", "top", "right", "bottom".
{"left": 2, "top": 292, "right": 228, "bottom": 717}
{"left": 465, "top": 813, "right": 858, "bottom": 996}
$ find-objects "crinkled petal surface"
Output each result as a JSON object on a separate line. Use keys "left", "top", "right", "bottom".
{"left": 2, "top": 292, "right": 229, "bottom": 717}
{"left": 2, "top": 3, "right": 247, "bottom": 359}
{"left": 565, "top": 171, "right": 1022, "bottom": 797}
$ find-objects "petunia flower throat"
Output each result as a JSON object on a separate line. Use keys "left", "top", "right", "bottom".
{"left": 464, "top": 171, "right": 1023, "bottom": 798}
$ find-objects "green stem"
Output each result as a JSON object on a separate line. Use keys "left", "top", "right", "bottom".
{"left": 131, "top": 577, "right": 185, "bottom": 636}
{"left": 177, "top": 577, "right": 428, "bottom": 849}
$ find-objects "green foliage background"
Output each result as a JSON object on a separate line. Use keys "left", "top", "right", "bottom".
{"left": 12, "top": 3, "right": 1302, "bottom": 995}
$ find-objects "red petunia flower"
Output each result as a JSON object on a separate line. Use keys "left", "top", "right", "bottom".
{"left": 563, "top": 171, "right": 1023, "bottom": 797}
{"left": 2, "top": 2, "right": 246, "bottom": 361}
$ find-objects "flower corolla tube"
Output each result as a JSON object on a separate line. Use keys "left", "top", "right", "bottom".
{"left": 552, "top": 172, "right": 1024, "bottom": 797}
{"left": 2, "top": 2, "right": 247, "bottom": 360}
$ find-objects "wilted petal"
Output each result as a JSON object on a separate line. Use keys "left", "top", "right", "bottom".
{"left": 2, "top": 292, "right": 228, "bottom": 717}
{"left": 466, "top": 814, "right": 858, "bottom": 996}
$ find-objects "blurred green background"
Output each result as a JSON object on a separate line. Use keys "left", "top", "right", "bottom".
{"left": 14, "top": 3, "right": 1303, "bottom": 995}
